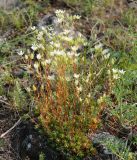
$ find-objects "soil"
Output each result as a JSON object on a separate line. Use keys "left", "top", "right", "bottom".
{"left": 0, "top": 100, "right": 19, "bottom": 160}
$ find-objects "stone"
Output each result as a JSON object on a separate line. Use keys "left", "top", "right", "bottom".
{"left": 38, "top": 14, "right": 62, "bottom": 34}
{"left": 0, "top": 0, "right": 19, "bottom": 10}
{"left": 90, "top": 132, "right": 119, "bottom": 160}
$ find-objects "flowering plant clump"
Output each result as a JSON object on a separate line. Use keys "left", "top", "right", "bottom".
{"left": 17, "top": 10, "right": 126, "bottom": 159}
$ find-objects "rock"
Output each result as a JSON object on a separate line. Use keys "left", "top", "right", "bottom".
{"left": 90, "top": 132, "right": 119, "bottom": 160}
{"left": 12, "top": 68, "right": 26, "bottom": 78}
{"left": 38, "top": 14, "right": 62, "bottom": 34}
{"left": 38, "top": 13, "right": 86, "bottom": 39}
{"left": 0, "top": 0, "right": 20, "bottom": 10}
{"left": 127, "top": 0, "right": 137, "bottom": 9}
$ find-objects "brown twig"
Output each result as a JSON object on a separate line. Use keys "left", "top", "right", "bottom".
{"left": 0, "top": 118, "right": 22, "bottom": 138}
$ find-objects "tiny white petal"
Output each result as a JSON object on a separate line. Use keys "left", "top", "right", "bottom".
{"left": 17, "top": 50, "right": 24, "bottom": 56}
{"left": 95, "top": 43, "right": 103, "bottom": 50}
{"left": 31, "top": 26, "right": 36, "bottom": 30}
{"left": 25, "top": 55, "right": 29, "bottom": 60}
{"left": 31, "top": 44, "right": 38, "bottom": 51}
{"left": 102, "top": 49, "right": 109, "bottom": 55}
{"left": 71, "top": 46, "right": 78, "bottom": 52}
{"left": 39, "top": 44, "right": 45, "bottom": 50}
{"left": 36, "top": 54, "right": 41, "bottom": 60}
{"left": 47, "top": 75, "right": 55, "bottom": 80}
{"left": 77, "top": 86, "right": 82, "bottom": 92}
{"left": 119, "top": 70, "right": 126, "bottom": 74}
{"left": 34, "top": 63, "right": 39, "bottom": 69}
{"left": 74, "top": 15, "right": 81, "bottom": 19}
{"left": 45, "top": 59, "right": 51, "bottom": 64}
{"left": 74, "top": 74, "right": 80, "bottom": 79}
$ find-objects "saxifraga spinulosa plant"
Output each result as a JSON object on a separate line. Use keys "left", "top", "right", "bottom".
{"left": 17, "top": 10, "right": 126, "bottom": 159}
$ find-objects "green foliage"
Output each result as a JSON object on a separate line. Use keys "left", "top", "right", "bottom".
{"left": 100, "top": 137, "right": 135, "bottom": 160}
{"left": 0, "top": 139, "right": 5, "bottom": 148}
{"left": 39, "top": 152, "right": 46, "bottom": 160}
{"left": 0, "top": 70, "right": 13, "bottom": 96}
{"left": 122, "top": 9, "right": 137, "bottom": 28}
{"left": 0, "top": 0, "right": 42, "bottom": 31}
{"left": 108, "top": 71, "right": 137, "bottom": 126}
{"left": 61, "top": 0, "right": 94, "bottom": 14}
{"left": 10, "top": 80, "right": 27, "bottom": 111}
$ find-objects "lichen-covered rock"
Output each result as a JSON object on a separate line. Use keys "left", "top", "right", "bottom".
{"left": 0, "top": 0, "right": 19, "bottom": 9}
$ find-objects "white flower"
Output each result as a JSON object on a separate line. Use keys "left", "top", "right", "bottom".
{"left": 50, "top": 50, "right": 56, "bottom": 56}
{"left": 113, "top": 74, "right": 119, "bottom": 80}
{"left": 75, "top": 53, "right": 80, "bottom": 57}
{"left": 54, "top": 43, "right": 60, "bottom": 48}
{"left": 27, "top": 143, "right": 32, "bottom": 149}
{"left": 41, "top": 61, "right": 46, "bottom": 66}
{"left": 52, "top": 50, "right": 65, "bottom": 56}
{"left": 71, "top": 46, "right": 78, "bottom": 52}
{"left": 55, "top": 10, "right": 65, "bottom": 15}
{"left": 41, "top": 26, "right": 46, "bottom": 31}
{"left": 47, "top": 75, "right": 55, "bottom": 80}
{"left": 112, "top": 68, "right": 118, "bottom": 74}
{"left": 50, "top": 41, "right": 54, "bottom": 45}
{"left": 48, "top": 27, "right": 54, "bottom": 31}
{"left": 39, "top": 44, "right": 45, "bottom": 50}
{"left": 78, "top": 32, "right": 84, "bottom": 37}
{"left": 85, "top": 77, "right": 90, "bottom": 83}
{"left": 37, "top": 31, "right": 44, "bottom": 40}
{"left": 31, "top": 44, "right": 38, "bottom": 51}
{"left": 112, "top": 68, "right": 125, "bottom": 79}
{"left": 45, "top": 59, "right": 51, "bottom": 64}
{"left": 87, "top": 93, "right": 91, "bottom": 98}
{"left": 102, "top": 49, "right": 110, "bottom": 59}
{"left": 25, "top": 55, "right": 29, "bottom": 60}
{"left": 74, "top": 58, "right": 78, "bottom": 63}
{"left": 62, "top": 36, "right": 73, "bottom": 42}
{"left": 31, "top": 26, "right": 36, "bottom": 30}
{"left": 74, "top": 73, "right": 80, "bottom": 79}
{"left": 30, "top": 53, "right": 34, "bottom": 59}
{"left": 63, "top": 29, "right": 71, "bottom": 35}
{"left": 77, "top": 86, "right": 82, "bottom": 92}
{"left": 67, "top": 51, "right": 74, "bottom": 57}
{"left": 17, "top": 50, "right": 24, "bottom": 56}
{"left": 26, "top": 87, "right": 31, "bottom": 92}
{"left": 95, "top": 43, "right": 103, "bottom": 50}
{"left": 104, "top": 53, "right": 110, "bottom": 59}
{"left": 34, "top": 63, "right": 39, "bottom": 69}
{"left": 57, "top": 17, "right": 64, "bottom": 23}
{"left": 74, "top": 15, "right": 81, "bottom": 19}
{"left": 36, "top": 54, "right": 41, "bottom": 60}
{"left": 102, "top": 49, "right": 109, "bottom": 55}
{"left": 79, "top": 97, "right": 82, "bottom": 102}
{"left": 58, "top": 50, "right": 65, "bottom": 56}
{"left": 119, "top": 69, "right": 126, "bottom": 75}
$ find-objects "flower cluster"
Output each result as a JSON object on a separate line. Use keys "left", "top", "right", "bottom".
{"left": 107, "top": 68, "right": 126, "bottom": 80}
{"left": 94, "top": 43, "right": 110, "bottom": 60}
